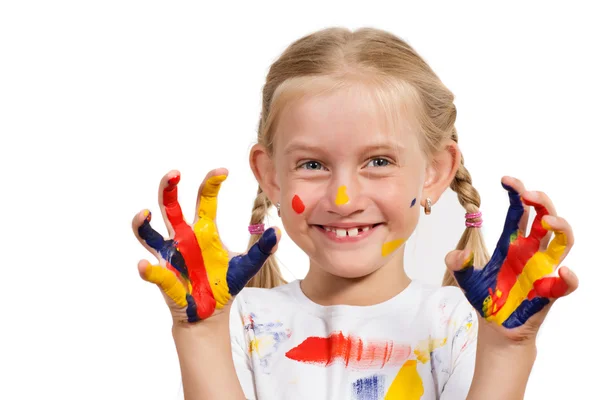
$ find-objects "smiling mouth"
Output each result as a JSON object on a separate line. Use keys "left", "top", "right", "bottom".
{"left": 314, "top": 223, "right": 383, "bottom": 238}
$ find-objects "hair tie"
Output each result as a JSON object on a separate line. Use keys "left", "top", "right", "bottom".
{"left": 465, "top": 211, "right": 483, "bottom": 228}
{"left": 248, "top": 223, "right": 265, "bottom": 235}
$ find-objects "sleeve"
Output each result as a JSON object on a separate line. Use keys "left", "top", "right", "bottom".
{"left": 229, "top": 294, "right": 258, "bottom": 400}
{"left": 440, "top": 301, "right": 478, "bottom": 400}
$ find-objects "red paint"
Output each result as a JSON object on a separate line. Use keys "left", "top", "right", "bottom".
{"left": 163, "top": 177, "right": 215, "bottom": 319}
{"left": 285, "top": 331, "right": 411, "bottom": 369}
{"left": 532, "top": 276, "right": 568, "bottom": 299}
{"left": 292, "top": 195, "right": 305, "bottom": 214}
{"left": 489, "top": 199, "right": 550, "bottom": 313}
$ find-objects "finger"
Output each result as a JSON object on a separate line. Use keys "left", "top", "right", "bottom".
{"left": 541, "top": 215, "right": 573, "bottom": 265}
{"left": 501, "top": 176, "right": 530, "bottom": 235}
{"left": 132, "top": 210, "right": 190, "bottom": 280}
{"left": 194, "top": 168, "right": 229, "bottom": 225}
{"left": 158, "top": 170, "right": 186, "bottom": 238}
{"left": 531, "top": 276, "right": 568, "bottom": 299}
{"left": 196, "top": 172, "right": 228, "bottom": 223}
{"left": 132, "top": 209, "right": 161, "bottom": 260}
{"left": 445, "top": 249, "right": 473, "bottom": 273}
{"left": 227, "top": 227, "right": 281, "bottom": 296}
{"left": 496, "top": 181, "right": 525, "bottom": 259}
{"left": 521, "top": 191, "right": 556, "bottom": 249}
{"left": 137, "top": 260, "right": 189, "bottom": 308}
{"left": 558, "top": 266, "right": 579, "bottom": 297}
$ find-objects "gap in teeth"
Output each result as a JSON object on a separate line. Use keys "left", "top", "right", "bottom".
{"left": 323, "top": 225, "right": 374, "bottom": 236}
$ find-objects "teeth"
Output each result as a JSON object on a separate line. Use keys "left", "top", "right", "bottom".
{"left": 322, "top": 225, "right": 376, "bottom": 236}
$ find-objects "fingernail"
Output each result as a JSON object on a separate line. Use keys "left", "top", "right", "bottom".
{"left": 461, "top": 249, "right": 474, "bottom": 267}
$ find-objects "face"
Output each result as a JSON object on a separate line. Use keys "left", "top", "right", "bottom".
{"left": 270, "top": 86, "right": 430, "bottom": 279}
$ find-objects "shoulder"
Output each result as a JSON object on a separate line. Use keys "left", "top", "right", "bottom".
{"left": 414, "top": 280, "right": 470, "bottom": 311}
{"left": 231, "top": 280, "right": 299, "bottom": 315}
{"left": 412, "top": 280, "right": 477, "bottom": 332}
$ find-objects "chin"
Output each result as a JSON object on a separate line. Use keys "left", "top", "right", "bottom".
{"left": 318, "top": 253, "right": 383, "bottom": 279}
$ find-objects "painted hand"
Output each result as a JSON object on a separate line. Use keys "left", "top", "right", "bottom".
{"left": 133, "top": 169, "right": 280, "bottom": 323}
{"left": 446, "top": 177, "right": 578, "bottom": 334}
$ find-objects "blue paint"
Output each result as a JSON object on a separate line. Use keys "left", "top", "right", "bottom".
{"left": 502, "top": 296, "right": 549, "bottom": 328}
{"left": 410, "top": 198, "right": 416, "bottom": 208}
{"left": 185, "top": 294, "right": 200, "bottom": 323}
{"left": 454, "top": 183, "right": 524, "bottom": 319}
{"left": 227, "top": 227, "right": 278, "bottom": 295}
{"left": 352, "top": 374, "right": 385, "bottom": 400}
{"left": 138, "top": 214, "right": 189, "bottom": 280}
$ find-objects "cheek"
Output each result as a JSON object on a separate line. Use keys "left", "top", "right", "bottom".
{"left": 373, "top": 182, "right": 421, "bottom": 223}
{"left": 282, "top": 181, "right": 320, "bottom": 216}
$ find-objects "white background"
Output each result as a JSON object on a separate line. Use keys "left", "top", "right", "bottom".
{"left": 1, "top": 1, "right": 597, "bottom": 399}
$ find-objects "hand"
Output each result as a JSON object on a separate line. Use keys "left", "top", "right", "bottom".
{"left": 445, "top": 176, "right": 578, "bottom": 342}
{"left": 132, "top": 168, "right": 281, "bottom": 324}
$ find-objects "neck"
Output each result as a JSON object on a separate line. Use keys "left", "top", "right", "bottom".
{"left": 301, "top": 249, "right": 411, "bottom": 306}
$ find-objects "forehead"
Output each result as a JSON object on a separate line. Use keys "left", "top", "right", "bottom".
{"left": 274, "top": 82, "right": 419, "bottom": 154}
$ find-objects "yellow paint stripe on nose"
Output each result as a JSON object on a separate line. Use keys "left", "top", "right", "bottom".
{"left": 335, "top": 185, "right": 349, "bottom": 205}
{"left": 382, "top": 239, "right": 406, "bottom": 257}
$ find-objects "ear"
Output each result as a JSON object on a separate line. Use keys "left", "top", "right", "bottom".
{"left": 249, "top": 143, "right": 280, "bottom": 203}
{"left": 421, "top": 140, "right": 461, "bottom": 206}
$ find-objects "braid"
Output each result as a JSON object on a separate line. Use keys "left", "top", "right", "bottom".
{"left": 442, "top": 158, "right": 491, "bottom": 287}
{"left": 245, "top": 186, "right": 287, "bottom": 289}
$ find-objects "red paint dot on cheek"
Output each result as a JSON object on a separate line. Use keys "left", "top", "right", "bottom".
{"left": 292, "top": 195, "right": 305, "bottom": 214}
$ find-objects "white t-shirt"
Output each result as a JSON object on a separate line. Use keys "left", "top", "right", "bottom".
{"left": 228, "top": 280, "right": 478, "bottom": 400}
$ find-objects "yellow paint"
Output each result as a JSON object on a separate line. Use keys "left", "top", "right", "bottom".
{"left": 541, "top": 219, "right": 551, "bottom": 231}
{"left": 496, "top": 289, "right": 502, "bottom": 298}
{"left": 335, "top": 185, "right": 349, "bottom": 205}
{"left": 382, "top": 239, "right": 406, "bottom": 257}
{"left": 249, "top": 336, "right": 274, "bottom": 357}
{"left": 194, "top": 175, "right": 231, "bottom": 308}
{"left": 414, "top": 337, "right": 448, "bottom": 363}
{"left": 486, "top": 251, "right": 557, "bottom": 325}
{"left": 545, "top": 229, "right": 567, "bottom": 264}
{"left": 461, "top": 251, "right": 474, "bottom": 269}
{"left": 143, "top": 264, "right": 188, "bottom": 307}
{"left": 384, "top": 360, "right": 424, "bottom": 400}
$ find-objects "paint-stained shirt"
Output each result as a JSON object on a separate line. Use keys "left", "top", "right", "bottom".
{"left": 229, "top": 279, "right": 478, "bottom": 400}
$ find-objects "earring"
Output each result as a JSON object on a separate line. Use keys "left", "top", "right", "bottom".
{"left": 424, "top": 198, "right": 432, "bottom": 215}
{"left": 276, "top": 202, "right": 281, "bottom": 217}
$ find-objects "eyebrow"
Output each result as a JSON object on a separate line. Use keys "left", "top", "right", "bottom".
{"left": 283, "top": 141, "right": 406, "bottom": 157}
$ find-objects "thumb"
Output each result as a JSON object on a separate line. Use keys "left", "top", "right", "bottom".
{"left": 444, "top": 248, "right": 474, "bottom": 273}
{"left": 227, "top": 227, "right": 282, "bottom": 295}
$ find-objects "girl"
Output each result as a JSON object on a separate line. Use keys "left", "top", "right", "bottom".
{"left": 132, "top": 27, "right": 578, "bottom": 399}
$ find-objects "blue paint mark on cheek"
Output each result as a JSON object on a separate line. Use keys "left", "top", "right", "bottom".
{"left": 410, "top": 198, "right": 416, "bottom": 208}
{"left": 352, "top": 374, "right": 385, "bottom": 400}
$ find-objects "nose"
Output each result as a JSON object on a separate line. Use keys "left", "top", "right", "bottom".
{"left": 326, "top": 174, "right": 367, "bottom": 217}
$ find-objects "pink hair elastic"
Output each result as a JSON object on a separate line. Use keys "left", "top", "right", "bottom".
{"left": 465, "top": 211, "right": 483, "bottom": 228}
{"left": 248, "top": 223, "right": 265, "bottom": 235}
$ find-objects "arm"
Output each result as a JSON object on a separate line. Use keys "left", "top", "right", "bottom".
{"left": 466, "top": 322, "right": 536, "bottom": 400}
{"left": 172, "top": 306, "right": 246, "bottom": 400}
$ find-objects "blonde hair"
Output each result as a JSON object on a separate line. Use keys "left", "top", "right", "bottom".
{"left": 245, "top": 27, "right": 490, "bottom": 289}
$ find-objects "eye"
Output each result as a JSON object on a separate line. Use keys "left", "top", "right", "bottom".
{"left": 366, "top": 157, "right": 391, "bottom": 168}
{"left": 299, "top": 161, "right": 324, "bottom": 170}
